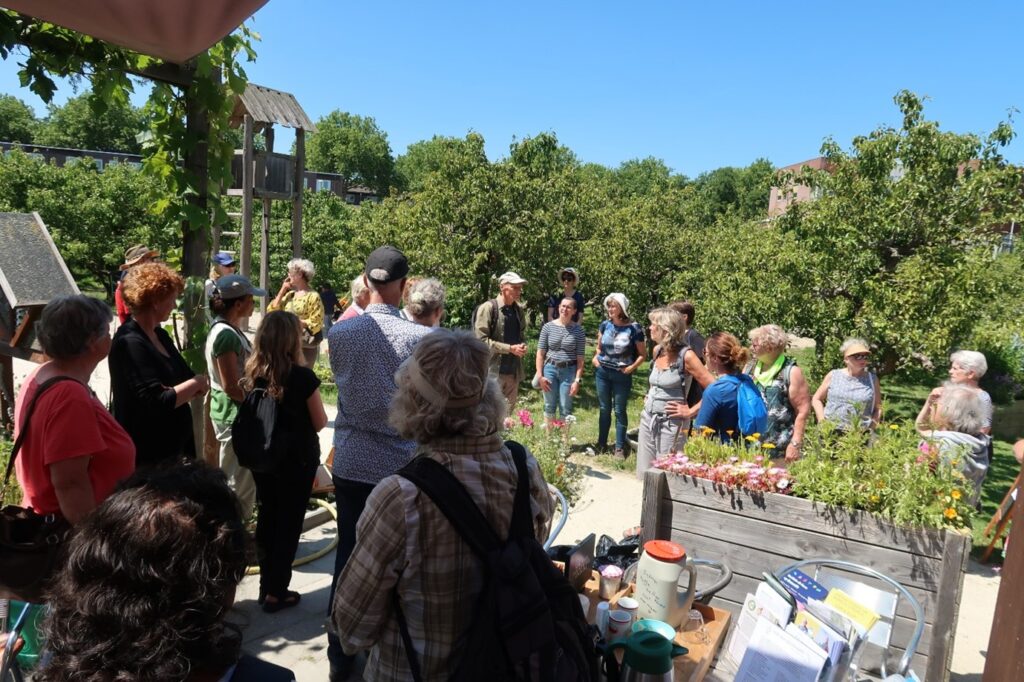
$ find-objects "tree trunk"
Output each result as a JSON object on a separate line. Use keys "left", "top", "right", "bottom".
{"left": 181, "top": 81, "right": 210, "bottom": 344}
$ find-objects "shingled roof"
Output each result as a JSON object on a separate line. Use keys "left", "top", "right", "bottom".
{"left": 230, "top": 84, "right": 316, "bottom": 132}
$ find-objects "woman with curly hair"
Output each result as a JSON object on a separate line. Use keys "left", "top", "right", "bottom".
{"left": 268, "top": 258, "right": 326, "bottom": 368}
{"left": 109, "top": 262, "right": 209, "bottom": 467}
{"left": 333, "top": 330, "right": 553, "bottom": 680}
{"left": 242, "top": 311, "right": 328, "bottom": 612}
{"left": 37, "top": 462, "right": 294, "bottom": 681}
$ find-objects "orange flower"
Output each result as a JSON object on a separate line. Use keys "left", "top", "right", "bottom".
{"left": 951, "top": 490, "right": 962, "bottom": 500}
{"left": 943, "top": 507, "right": 957, "bottom": 519}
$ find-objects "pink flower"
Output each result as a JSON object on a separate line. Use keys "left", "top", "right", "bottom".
{"left": 518, "top": 410, "right": 534, "bottom": 428}
{"left": 503, "top": 417, "right": 516, "bottom": 430}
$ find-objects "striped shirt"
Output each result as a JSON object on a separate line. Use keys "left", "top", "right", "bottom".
{"left": 538, "top": 321, "right": 586, "bottom": 364}
{"left": 333, "top": 435, "right": 553, "bottom": 681}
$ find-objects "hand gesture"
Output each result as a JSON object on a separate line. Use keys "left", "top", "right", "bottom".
{"left": 665, "top": 401, "right": 688, "bottom": 419}
{"left": 539, "top": 376, "right": 552, "bottom": 392}
{"left": 510, "top": 343, "right": 527, "bottom": 358}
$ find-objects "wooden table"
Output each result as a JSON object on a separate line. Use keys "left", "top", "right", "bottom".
{"left": 579, "top": 571, "right": 731, "bottom": 682}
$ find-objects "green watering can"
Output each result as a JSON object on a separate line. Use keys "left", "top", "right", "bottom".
{"left": 603, "top": 630, "right": 688, "bottom": 682}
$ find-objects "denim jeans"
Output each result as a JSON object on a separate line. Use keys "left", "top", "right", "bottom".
{"left": 596, "top": 366, "right": 632, "bottom": 449}
{"left": 542, "top": 363, "right": 576, "bottom": 420}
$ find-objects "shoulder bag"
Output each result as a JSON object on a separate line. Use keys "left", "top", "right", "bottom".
{"left": 0, "top": 376, "right": 77, "bottom": 602}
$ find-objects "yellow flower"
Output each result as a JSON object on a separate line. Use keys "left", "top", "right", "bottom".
{"left": 943, "top": 507, "right": 957, "bottom": 519}
{"left": 870, "top": 494, "right": 880, "bottom": 503}
{"left": 951, "top": 490, "right": 962, "bottom": 500}
{"left": 745, "top": 435, "right": 758, "bottom": 443}
{"left": 726, "top": 429, "right": 735, "bottom": 436}
{"left": 752, "top": 433, "right": 761, "bottom": 439}
{"left": 761, "top": 443, "right": 776, "bottom": 450}
{"left": 889, "top": 424, "right": 899, "bottom": 430}
{"left": 875, "top": 480, "right": 885, "bottom": 489}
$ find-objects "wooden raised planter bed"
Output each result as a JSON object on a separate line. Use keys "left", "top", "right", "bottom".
{"left": 641, "top": 469, "right": 971, "bottom": 682}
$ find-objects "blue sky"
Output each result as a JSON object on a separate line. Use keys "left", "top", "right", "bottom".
{"left": 1, "top": 1, "right": 1022, "bottom": 177}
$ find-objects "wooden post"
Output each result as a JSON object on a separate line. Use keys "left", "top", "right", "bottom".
{"left": 240, "top": 114, "right": 254, "bottom": 281}
{"left": 983, "top": 488, "right": 1024, "bottom": 681}
{"left": 259, "top": 126, "right": 275, "bottom": 314}
{"left": 292, "top": 127, "right": 305, "bottom": 258}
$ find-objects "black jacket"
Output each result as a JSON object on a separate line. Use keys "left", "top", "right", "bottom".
{"left": 108, "top": 319, "right": 196, "bottom": 467}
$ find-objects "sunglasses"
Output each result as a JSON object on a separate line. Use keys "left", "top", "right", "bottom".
{"left": 848, "top": 353, "right": 871, "bottom": 361}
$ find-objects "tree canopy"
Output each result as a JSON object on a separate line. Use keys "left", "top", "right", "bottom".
{"left": 305, "top": 110, "right": 396, "bottom": 195}
{"left": 0, "top": 94, "right": 35, "bottom": 143}
{"left": 33, "top": 91, "right": 146, "bottom": 152}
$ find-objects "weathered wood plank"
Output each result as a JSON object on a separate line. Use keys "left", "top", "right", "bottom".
{"left": 641, "top": 468, "right": 666, "bottom": 547}
{"left": 660, "top": 498, "right": 944, "bottom": 591}
{"left": 660, "top": 473, "right": 946, "bottom": 558}
{"left": 924, "top": 530, "right": 970, "bottom": 682}
{"left": 678, "top": 527, "right": 940, "bottom": 622}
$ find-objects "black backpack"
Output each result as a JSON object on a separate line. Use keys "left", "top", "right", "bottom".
{"left": 231, "top": 379, "right": 289, "bottom": 473}
{"left": 395, "top": 441, "right": 599, "bottom": 682}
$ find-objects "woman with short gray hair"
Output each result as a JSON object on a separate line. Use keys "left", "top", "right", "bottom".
{"left": 269, "top": 258, "right": 325, "bottom": 368}
{"left": 333, "top": 330, "right": 553, "bottom": 680}
{"left": 916, "top": 383, "right": 990, "bottom": 504}
{"left": 14, "top": 295, "right": 135, "bottom": 525}
{"left": 745, "top": 324, "right": 811, "bottom": 460}
{"left": 404, "top": 277, "right": 446, "bottom": 327}
{"left": 927, "top": 350, "right": 993, "bottom": 435}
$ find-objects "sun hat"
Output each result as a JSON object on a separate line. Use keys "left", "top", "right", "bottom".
{"left": 560, "top": 267, "right": 579, "bottom": 281}
{"left": 365, "top": 245, "right": 410, "bottom": 284}
{"left": 603, "top": 292, "right": 630, "bottom": 318}
{"left": 214, "top": 274, "right": 267, "bottom": 300}
{"left": 498, "top": 272, "right": 527, "bottom": 285}
{"left": 120, "top": 244, "right": 159, "bottom": 270}
{"left": 211, "top": 251, "right": 237, "bottom": 267}
{"left": 843, "top": 341, "right": 871, "bottom": 357}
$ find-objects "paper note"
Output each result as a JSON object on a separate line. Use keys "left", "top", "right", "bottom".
{"left": 824, "top": 588, "right": 880, "bottom": 634}
{"left": 735, "top": 616, "right": 827, "bottom": 682}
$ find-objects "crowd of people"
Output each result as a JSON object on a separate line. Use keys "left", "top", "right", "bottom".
{"left": 3, "top": 242, "right": 1008, "bottom": 680}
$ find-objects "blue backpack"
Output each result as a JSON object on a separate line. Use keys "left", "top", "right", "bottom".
{"left": 722, "top": 374, "right": 768, "bottom": 436}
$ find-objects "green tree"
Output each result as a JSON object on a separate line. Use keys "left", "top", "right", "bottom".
{"left": 776, "top": 91, "right": 1024, "bottom": 373}
{"left": 305, "top": 110, "right": 396, "bottom": 195}
{"left": 34, "top": 91, "right": 146, "bottom": 152}
{"left": 0, "top": 148, "right": 171, "bottom": 296}
{"left": 394, "top": 134, "right": 485, "bottom": 192}
{"left": 692, "top": 158, "right": 774, "bottom": 222}
{"left": 0, "top": 93, "right": 36, "bottom": 143}
{"left": 613, "top": 157, "right": 686, "bottom": 198}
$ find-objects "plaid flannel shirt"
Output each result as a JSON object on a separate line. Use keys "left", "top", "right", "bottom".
{"left": 332, "top": 435, "right": 554, "bottom": 681}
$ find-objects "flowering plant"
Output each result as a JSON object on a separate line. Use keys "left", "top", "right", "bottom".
{"left": 653, "top": 422, "right": 975, "bottom": 530}
{"left": 653, "top": 427, "right": 792, "bottom": 494}
{"left": 503, "top": 410, "right": 584, "bottom": 505}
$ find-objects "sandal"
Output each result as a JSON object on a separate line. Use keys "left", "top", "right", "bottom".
{"left": 262, "top": 590, "right": 301, "bottom": 613}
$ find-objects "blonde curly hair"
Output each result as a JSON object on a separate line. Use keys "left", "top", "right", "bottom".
{"left": 389, "top": 330, "right": 506, "bottom": 443}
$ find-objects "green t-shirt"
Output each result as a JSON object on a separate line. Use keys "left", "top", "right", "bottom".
{"left": 208, "top": 322, "right": 248, "bottom": 424}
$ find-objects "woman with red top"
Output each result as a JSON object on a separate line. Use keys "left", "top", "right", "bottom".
{"left": 14, "top": 295, "right": 135, "bottom": 524}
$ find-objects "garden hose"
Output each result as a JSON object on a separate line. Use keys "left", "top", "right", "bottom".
{"left": 245, "top": 497, "right": 337, "bottom": 575}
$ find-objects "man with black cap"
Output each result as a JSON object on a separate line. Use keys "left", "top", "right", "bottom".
{"left": 325, "top": 245, "right": 432, "bottom": 680}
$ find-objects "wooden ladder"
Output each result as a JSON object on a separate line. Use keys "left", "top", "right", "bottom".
{"left": 981, "top": 471, "right": 1022, "bottom": 562}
